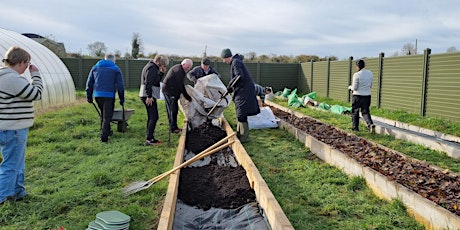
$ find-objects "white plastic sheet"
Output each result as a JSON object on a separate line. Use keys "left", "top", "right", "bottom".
{"left": 248, "top": 106, "right": 279, "bottom": 130}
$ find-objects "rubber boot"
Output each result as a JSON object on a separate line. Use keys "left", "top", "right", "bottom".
{"left": 236, "top": 122, "right": 241, "bottom": 139}
{"left": 239, "top": 122, "right": 251, "bottom": 143}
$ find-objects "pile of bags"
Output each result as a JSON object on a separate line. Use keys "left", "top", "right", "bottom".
{"left": 276, "top": 88, "right": 352, "bottom": 115}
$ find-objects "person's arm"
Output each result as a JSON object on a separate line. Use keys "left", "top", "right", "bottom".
{"left": 186, "top": 67, "right": 198, "bottom": 83}
{"left": 85, "top": 68, "right": 95, "bottom": 103}
{"left": 116, "top": 70, "right": 125, "bottom": 105}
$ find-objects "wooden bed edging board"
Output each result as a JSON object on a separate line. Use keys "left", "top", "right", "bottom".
{"left": 157, "top": 126, "right": 187, "bottom": 230}
{"left": 157, "top": 119, "right": 294, "bottom": 230}
{"left": 267, "top": 101, "right": 460, "bottom": 230}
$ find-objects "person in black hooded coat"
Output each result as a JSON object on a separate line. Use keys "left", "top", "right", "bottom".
{"left": 221, "top": 48, "right": 260, "bottom": 142}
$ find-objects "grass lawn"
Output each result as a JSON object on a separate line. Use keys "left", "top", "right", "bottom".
{"left": 0, "top": 90, "right": 424, "bottom": 229}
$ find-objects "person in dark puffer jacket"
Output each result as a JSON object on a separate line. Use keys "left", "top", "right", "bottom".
{"left": 86, "top": 54, "right": 125, "bottom": 143}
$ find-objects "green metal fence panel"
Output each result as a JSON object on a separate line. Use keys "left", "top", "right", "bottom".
{"left": 260, "top": 63, "right": 299, "bottom": 93}
{"left": 380, "top": 55, "right": 425, "bottom": 114}
{"left": 329, "top": 60, "right": 350, "bottom": 102}
{"left": 312, "top": 61, "right": 329, "bottom": 98}
{"left": 299, "top": 62, "right": 311, "bottom": 93}
{"left": 61, "top": 58, "right": 83, "bottom": 89}
{"left": 425, "top": 52, "right": 460, "bottom": 122}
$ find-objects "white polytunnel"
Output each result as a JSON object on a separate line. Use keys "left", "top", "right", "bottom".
{"left": 0, "top": 27, "right": 76, "bottom": 110}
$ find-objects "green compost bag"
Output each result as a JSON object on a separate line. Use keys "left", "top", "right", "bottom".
{"left": 287, "top": 89, "right": 302, "bottom": 108}
{"left": 318, "top": 102, "right": 331, "bottom": 110}
{"left": 306, "top": 91, "right": 316, "bottom": 99}
{"left": 281, "top": 88, "right": 292, "bottom": 98}
{"left": 330, "top": 105, "right": 352, "bottom": 114}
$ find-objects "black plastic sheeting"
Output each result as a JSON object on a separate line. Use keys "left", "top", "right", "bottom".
{"left": 173, "top": 200, "right": 271, "bottom": 230}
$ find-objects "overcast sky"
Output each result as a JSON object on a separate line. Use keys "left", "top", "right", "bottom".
{"left": 1, "top": 0, "right": 459, "bottom": 60}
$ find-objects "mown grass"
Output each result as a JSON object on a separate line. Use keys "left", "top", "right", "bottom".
{"left": 0, "top": 90, "right": 425, "bottom": 229}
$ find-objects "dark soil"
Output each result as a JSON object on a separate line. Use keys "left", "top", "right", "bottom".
{"left": 178, "top": 165, "right": 256, "bottom": 210}
{"left": 270, "top": 106, "right": 460, "bottom": 216}
{"left": 185, "top": 121, "right": 227, "bottom": 153}
{"left": 178, "top": 122, "right": 256, "bottom": 210}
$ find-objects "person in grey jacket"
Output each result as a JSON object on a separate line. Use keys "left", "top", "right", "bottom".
{"left": 348, "top": 59, "right": 375, "bottom": 133}
{"left": 221, "top": 48, "right": 260, "bottom": 142}
{"left": 0, "top": 46, "right": 43, "bottom": 205}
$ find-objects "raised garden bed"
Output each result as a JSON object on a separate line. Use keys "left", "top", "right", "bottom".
{"left": 157, "top": 119, "right": 293, "bottom": 229}
{"left": 266, "top": 101, "right": 460, "bottom": 230}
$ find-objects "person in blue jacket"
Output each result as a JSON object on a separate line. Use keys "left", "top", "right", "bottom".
{"left": 86, "top": 54, "right": 125, "bottom": 143}
{"left": 221, "top": 48, "right": 260, "bottom": 142}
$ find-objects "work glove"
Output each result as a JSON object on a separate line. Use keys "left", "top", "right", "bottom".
{"left": 185, "top": 95, "right": 192, "bottom": 102}
{"left": 87, "top": 98, "right": 93, "bottom": 103}
{"left": 120, "top": 100, "right": 124, "bottom": 106}
{"left": 226, "top": 86, "right": 233, "bottom": 94}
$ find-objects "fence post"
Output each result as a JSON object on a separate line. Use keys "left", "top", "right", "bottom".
{"left": 347, "top": 56, "right": 354, "bottom": 103}
{"left": 326, "top": 58, "right": 331, "bottom": 98}
{"left": 310, "top": 60, "right": 314, "bottom": 92}
{"left": 256, "top": 61, "right": 261, "bottom": 84}
{"left": 421, "top": 48, "right": 431, "bottom": 117}
{"left": 377, "top": 52, "right": 384, "bottom": 109}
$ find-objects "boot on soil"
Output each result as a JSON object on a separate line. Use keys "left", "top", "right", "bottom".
{"left": 239, "top": 122, "right": 251, "bottom": 143}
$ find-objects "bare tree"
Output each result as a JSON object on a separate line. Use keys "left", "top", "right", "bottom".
{"left": 401, "top": 43, "right": 416, "bottom": 55}
{"left": 87, "top": 42, "right": 107, "bottom": 57}
{"left": 446, "top": 46, "right": 457, "bottom": 53}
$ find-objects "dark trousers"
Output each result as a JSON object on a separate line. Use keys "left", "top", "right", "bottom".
{"left": 164, "top": 94, "right": 179, "bottom": 131}
{"left": 95, "top": 97, "right": 115, "bottom": 141}
{"left": 352, "top": 95, "right": 373, "bottom": 129}
{"left": 140, "top": 97, "right": 159, "bottom": 140}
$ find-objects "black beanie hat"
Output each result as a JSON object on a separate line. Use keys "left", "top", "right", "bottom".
{"left": 221, "top": 48, "right": 232, "bottom": 58}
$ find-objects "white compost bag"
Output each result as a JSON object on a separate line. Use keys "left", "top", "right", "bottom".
{"left": 248, "top": 106, "right": 279, "bottom": 130}
{"left": 179, "top": 74, "right": 231, "bottom": 129}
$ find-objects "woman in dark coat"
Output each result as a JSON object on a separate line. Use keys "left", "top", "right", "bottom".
{"left": 221, "top": 48, "right": 260, "bottom": 142}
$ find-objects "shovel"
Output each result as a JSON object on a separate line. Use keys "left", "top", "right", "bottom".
{"left": 206, "top": 75, "right": 241, "bottom": 118}
{"left": 122, "top": 132, "right": 236, "bottom": 196}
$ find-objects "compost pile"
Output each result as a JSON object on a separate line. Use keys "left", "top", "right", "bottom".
{"left": 270, "top": 106, "right": 460, "bottom": 216}
{"left": 178, "top": 123, "right": 256, "bottom": 211}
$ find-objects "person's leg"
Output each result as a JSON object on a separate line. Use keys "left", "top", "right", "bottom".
{"left": 170, "top": 97, "right": 179, "bottom": 131}
{"left": 351, "top": 95, "right": 361, "bottom": 131}
{"left": 0, "top": 128, "right": 28, "bottom": 203}
{"left": 237, "top": 116, "right": 250, "bottom": 142}
{"left": 360, "top": 95, "right": 375, "bottom": 132}
{"left": 164, "top": 94, "right": 174, "bottom": 131}
{"left": 97, "top": 97, "right": 115, "bottom": 142}
{"left": 141, "top": 97, "right": 160, "bottom": 143}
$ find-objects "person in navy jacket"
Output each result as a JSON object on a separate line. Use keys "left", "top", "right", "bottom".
{"left": 86, "top": 54, "right": 125, "bottom": 143}
{"left": 221, "top": 48, "right": 260, "bottom": 142}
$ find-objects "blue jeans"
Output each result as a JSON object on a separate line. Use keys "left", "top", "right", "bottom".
{"left": 0, "top": 128, "right": 28, "bottom": 202}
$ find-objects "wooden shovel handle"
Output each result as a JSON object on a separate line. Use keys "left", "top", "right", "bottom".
{"left": 146, "top": 132, "right": 236, "bottom": 184}
{"left": 148, "top": 140, "right": 234, "bottom": 184}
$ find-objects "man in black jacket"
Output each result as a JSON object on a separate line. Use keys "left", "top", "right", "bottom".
{"left": 162, "top": 59, "right": 193, "bottom": 133}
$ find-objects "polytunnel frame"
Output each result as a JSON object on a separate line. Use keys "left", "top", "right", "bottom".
{"left": 0, "top": 28, "right": 76, "bottom": 110}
